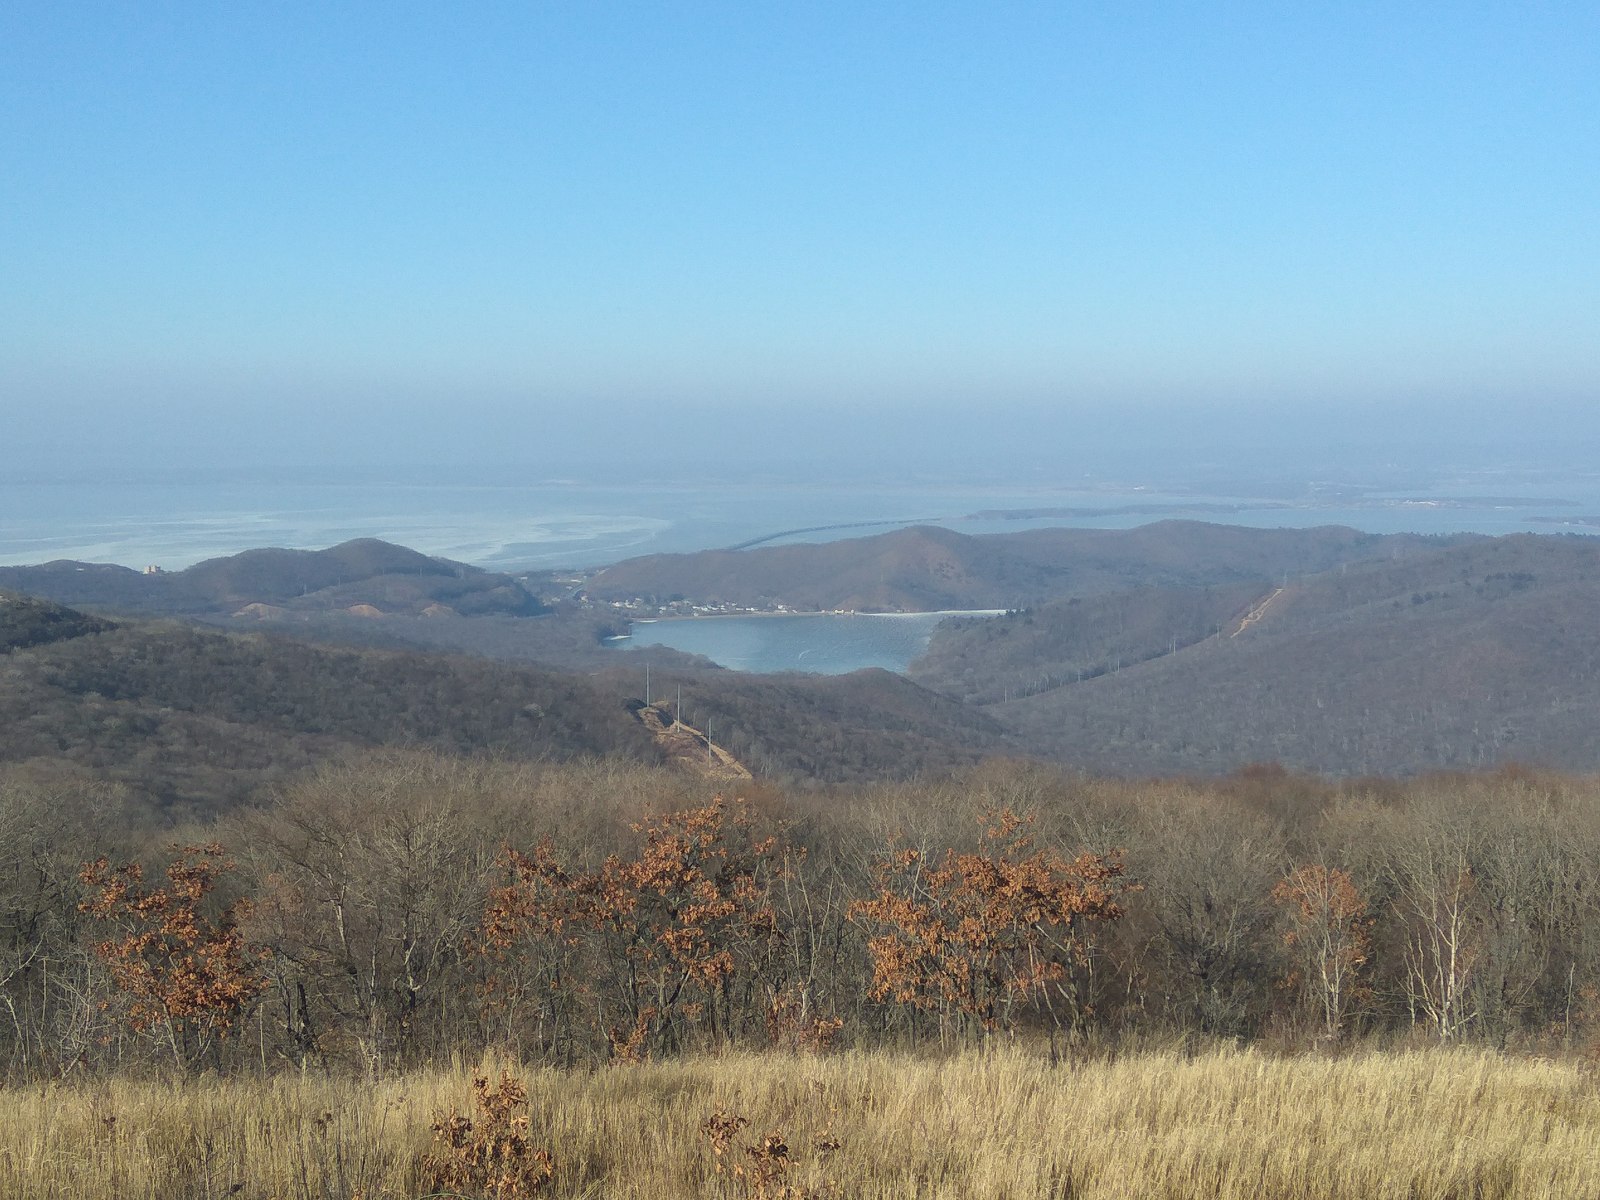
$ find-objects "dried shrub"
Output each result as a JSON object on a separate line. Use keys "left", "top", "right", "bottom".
{"left": 702, "top": 1109, "right": 839, "bottom": 1200}
{"left": 478, "top": 796, "right": 786, "bottom": 1060}
{"left": 421, "top": 1072, "right": 554, "bottom": 1199}
{"left": 765, "top": 985, "right": 844, "bottom": 1053}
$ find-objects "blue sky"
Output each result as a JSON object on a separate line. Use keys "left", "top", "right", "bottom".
{"left": 3, "top": 3, "right": 1597, "bottom": 474}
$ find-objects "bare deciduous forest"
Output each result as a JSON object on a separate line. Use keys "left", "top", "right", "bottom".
{"left": 5, "top": 754, "right": 1600, "bottom": 1195}
{"left": 5, "top": 754, "right": 1592, "bottom": 1075}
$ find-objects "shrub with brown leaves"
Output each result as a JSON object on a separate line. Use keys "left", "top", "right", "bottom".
{"left": 421, "top": 1072, "right": 554, "bottom": 1199}
{"left": 850, "top": 809, "right": 1130, "bottom": 1036}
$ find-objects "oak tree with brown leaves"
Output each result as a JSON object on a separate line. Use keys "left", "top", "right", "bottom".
{"left": 850, "top": 809, "right": 1129, "bottom": 1039}
{"left": 478, "top": 796, "right": 785, "bottom": 1060}
{"left": 1272, "top": 863, "right": 1373, "bottom": 1041}
{"left": 78, "top": 843, "right": 268, "bottom": 1070}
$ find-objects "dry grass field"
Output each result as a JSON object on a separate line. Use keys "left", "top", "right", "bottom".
{"left": 3, "top": 1045, "right": 1598, "bottom": 1199}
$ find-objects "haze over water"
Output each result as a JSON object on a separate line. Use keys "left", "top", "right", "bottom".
{"left": 4, "top": 7, "right": 1597, "bottom": 537}
{"left": 4, "top": 462, "right": 1598, "bottom": 574}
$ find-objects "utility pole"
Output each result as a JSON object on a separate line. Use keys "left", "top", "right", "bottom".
{"left": 645, "top": 663, "right": 651, "bottom": 707}
{"left": 676, "top": 685, "right": 682, "bottom": 727}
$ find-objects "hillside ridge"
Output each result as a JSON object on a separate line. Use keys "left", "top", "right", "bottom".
{"left": 584, "top": 521, "right": 1479, "bottom": 612}
{"left": 0, "top": 538, "right": 545, "bottom": 618}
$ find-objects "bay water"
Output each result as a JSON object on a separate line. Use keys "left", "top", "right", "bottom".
{"left": 618, "top": 610, "right": 1001, "bottom": 675}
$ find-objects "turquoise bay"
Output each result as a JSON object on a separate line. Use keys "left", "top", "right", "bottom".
{"left": 616, "top": 611, "right": 1000, "bottom": 675}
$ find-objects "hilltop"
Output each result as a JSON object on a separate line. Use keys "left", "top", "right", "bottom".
{"left": 0, "top": 538, "right": 545, "bottom": 618}
{"left": 582, "top": 521, "right": 1477, "bottom": 611}
{"left": 0, "top": 590, "right": 115, "bottom": 652}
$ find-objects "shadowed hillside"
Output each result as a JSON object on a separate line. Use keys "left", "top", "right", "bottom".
{"left": 0, "top": 603, "right": 1017, "bottom": 815}
{"left": 911, "top": 583, "right": 1264, "bottom": 703}
{"left": 0, "top": 618, "right": 653, "bottom": 814}
{"left": 0, "top": 591, "right": 114, "bottom": 652}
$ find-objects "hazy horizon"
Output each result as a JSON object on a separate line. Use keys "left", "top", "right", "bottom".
{"left": 4, "top": 5, "right": 1597, "bottom": 480}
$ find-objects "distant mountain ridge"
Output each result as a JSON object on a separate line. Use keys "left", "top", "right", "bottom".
{"left": 583, "top": 521, "right": 1479, "bottom": 611}
{"left": 0, "top": 538, "right": 545, "bottom": 618}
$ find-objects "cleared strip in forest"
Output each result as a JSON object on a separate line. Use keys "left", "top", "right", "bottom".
{"left": 1231, "top": 586, "right": 1286, "bottom": 637}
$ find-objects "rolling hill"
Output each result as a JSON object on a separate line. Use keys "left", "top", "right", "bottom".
{"left": 0, "top": 538, "right": 545, "bottom": 618}
{"left": 0, "top": 596, "right": 1014, "bottom": 818}
{"left": 982, "top": 534, "right": 1600, "bottom": 776}
{"left": 0, "top": 590, "right": 115, "bottom": 652}
{"left": 0, "top": 613, "right": 655, "bottom": 816}
{"left": 10, "top": 522, "right": 1600, "bottom": 792}
{"left": 582, "top": 521, "right": 1477, "bottom": 611}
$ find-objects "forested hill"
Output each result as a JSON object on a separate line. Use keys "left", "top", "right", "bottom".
{"left": 582, "top": 521, "right": 1478, "bottom": 611}
{"left": 0, "top": 600, "right": 1012, "bottom": 819}
{"left": 0, "top": 615, "right": 653, "bottom": 817}
{"left": 0, "top": 538, "right": 545, "bottom": 618}
{"left": 0, "top": 590, "right": 115, "bottom": 652}
{"left": 972, "top": 534, "right": 1600, "bottom": 777}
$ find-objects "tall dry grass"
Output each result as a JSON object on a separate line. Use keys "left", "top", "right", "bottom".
{"left": 2, "top": 1045, "right": 1597, "bottom": 1199}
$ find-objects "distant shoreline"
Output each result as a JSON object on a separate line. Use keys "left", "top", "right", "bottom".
{"left": 5, "top": 471, "right": 1596, "bottom": 576}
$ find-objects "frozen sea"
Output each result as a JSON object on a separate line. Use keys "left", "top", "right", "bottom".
{"left": 4, "top": 465, "right": 1600, "bottom": 573}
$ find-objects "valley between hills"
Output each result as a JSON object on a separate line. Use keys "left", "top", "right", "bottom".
{"left": 5, "top": 518, "right": 1600, "bottom": 813}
